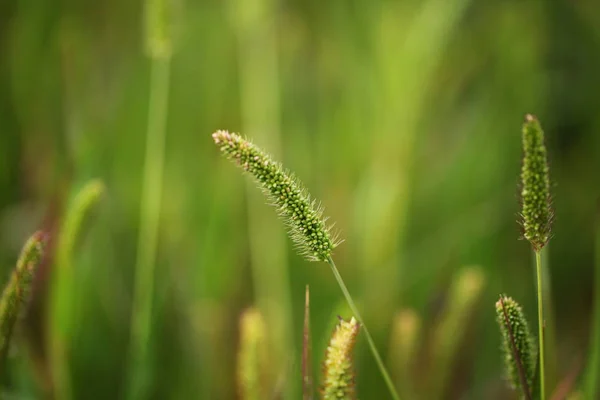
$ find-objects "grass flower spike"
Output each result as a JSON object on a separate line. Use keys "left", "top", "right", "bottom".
{"left": 520, "top": 114, "right": 552, "bottom": 251}
{"left": 212, "top": 130, "right": 338, "bottom": 262}
{"left": 322, "top": 316, "right": 360, "bottom": 400}
{"left": 0, "top": 231, "right": 46, "bottom": 365}
{"left": 496, "top": 295, "right": 536, "bottom": 398}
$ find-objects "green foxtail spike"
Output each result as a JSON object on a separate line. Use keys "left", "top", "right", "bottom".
{"left": 496, "top": 295, "right": 536, "bottom": 399}
{"left": 321, "top": 316, "right": 360, "bottom": 400}
{"left": 212, "top": 130, "right": 340, "bottom": 262}
{"left": 520, "top": 114, "right": 553, "bottom": 251}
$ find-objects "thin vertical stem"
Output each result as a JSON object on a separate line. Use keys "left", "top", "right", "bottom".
{"left": 302, "top": 285, "right": 313, "bottom": 400}
{"left": 128, "top": 56, "right": 170, "bottom": 399}
{"left": 586, "top": 202, "right": 600, "bottom": 399}
{"left": 326, "top": 256, "right": 400, "bottom": 400}
{"left": 536, "top": 250, "right": 546, "bottom": 400}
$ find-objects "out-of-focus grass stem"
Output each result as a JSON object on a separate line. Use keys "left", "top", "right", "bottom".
{"left": 50, "top": 180, "right": 105, "bottom": 400}
{"left": 128, "top": 0, "right": 171, "bottom": 396}
{"left": 229, "top": 0, "right": 294, "bottom": 395}
{"left": 586, "top": 202, "right": 600, "bottom": 399}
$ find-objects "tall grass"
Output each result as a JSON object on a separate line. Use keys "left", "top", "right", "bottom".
{"left": 0, "top": 0, "right": 598, "bottom": 399}
{"left": 228, "top": 0, "right": 295, "bottom": 396}
{"left": 127, "top": 0, "right": 172, "bottom": 397}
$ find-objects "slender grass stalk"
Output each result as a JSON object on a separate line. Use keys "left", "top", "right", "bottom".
{"left": 302, "top": 285, "right": 313, "bottom": 400}
{"left": 535, "top": 251, "right": 545, "bottom": 399}
{"left": 128, "top": 55, "right": 170, "bottom": 398}
{"left": 586, "top": 201, "right": 600, "bottom": 399}
{"left": 128, "top": 0, "right": 171, "bottom": 395}
{"left": 539, "top": 246, "right": 558, "bottom": 388}
{"left": 327, "top": 256, "right": 400, "bottom": 400}
{"left": 50, "top": 179, "right": 105, "bottom": 400}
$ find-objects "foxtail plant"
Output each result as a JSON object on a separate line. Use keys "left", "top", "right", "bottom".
{"left": 212, "top": 131, "right": 400, "bottom": 400}
{"left": 237, "top": 308, "right": 269, "bottom": 400}
{"left": 496, "top": 295, "right": 536, "bottom": 399}
{"left": 519, "top": 114, "right": 553, "bottom": 399}
{"left": 322, "top": 316, "right": 360, "bottom": 400}
{"left": 0, "top": 231, "right": 46, "bottom": 371}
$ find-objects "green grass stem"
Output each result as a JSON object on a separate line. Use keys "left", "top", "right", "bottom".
{"left": 127, "top": 52, "right": 171, "bottom": 399}
{"left": 586, "top": 203, "right": 600, "bottom": 399}
{"left": 326, "top": 256, "right": 400, "bottom": 400}
{"left": 50, "top": 179, "right": 105, "bottom": 400}
{"left": 229, "top": 0, "right": 294, "bottom": 395}
{"left": 535, "top": 250, "right": 546, "bottom": 400}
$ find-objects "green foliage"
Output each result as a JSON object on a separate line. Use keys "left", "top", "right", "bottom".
{"left": 0, "top": 0, "right": 598, "bottom": 398}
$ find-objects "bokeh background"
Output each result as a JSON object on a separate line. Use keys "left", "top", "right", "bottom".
{"left": 0, "top": 0, "right": 599, "bottom": 398}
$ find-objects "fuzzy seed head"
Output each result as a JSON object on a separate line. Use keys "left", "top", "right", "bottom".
{"left": 0, "top": 231, "right": 46, "bottom": 361}
{"left": 212, "top": 130, "right": 339, "bottom": 262}
{"left": 322, "top": 317, "right": 360, "bottom": 400}
{"left": 520, "top": 114, "right": 553, "bottom": 251}
{"left": 495, "top": 295, "right": 536, "bottom": 395}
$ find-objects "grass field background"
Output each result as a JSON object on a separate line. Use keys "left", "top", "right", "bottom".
{"left": 0, "top": 0, "right": 599, "bottom": 398}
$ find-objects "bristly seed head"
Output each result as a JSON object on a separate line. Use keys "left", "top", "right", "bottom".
{"left": 495, "top": 295, "right": 536, "bottom": 395}
{"left": 322, "top": 317, "right": 360, "bottom": 400}
{"left": 519, "top": 114, "right": 553, "bottom": 251}
{"left": 212, "top": 130, "right": 340, "bottom": 262}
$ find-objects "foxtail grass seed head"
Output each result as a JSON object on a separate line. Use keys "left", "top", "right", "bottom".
{"left": 0, "top": 231, "right": 46, "bottom": 362}
{"left": 496, "top": 295, "right": 536, "bottom": 394}
{"left": 237, "top": 308, "right": 268, "bottom": 400}
{"left": 520, "top": 114, "right": 553, "bottom": 251}
{"left": 212, "top": 130, "right": 339, "bottom": 262}
{"left": 322, "top": 316, "right": 360, "bottom": 400}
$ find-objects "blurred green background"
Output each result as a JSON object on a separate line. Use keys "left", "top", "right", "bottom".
{"left": 0, "top": 0, "right": 599, "bottom": 398}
